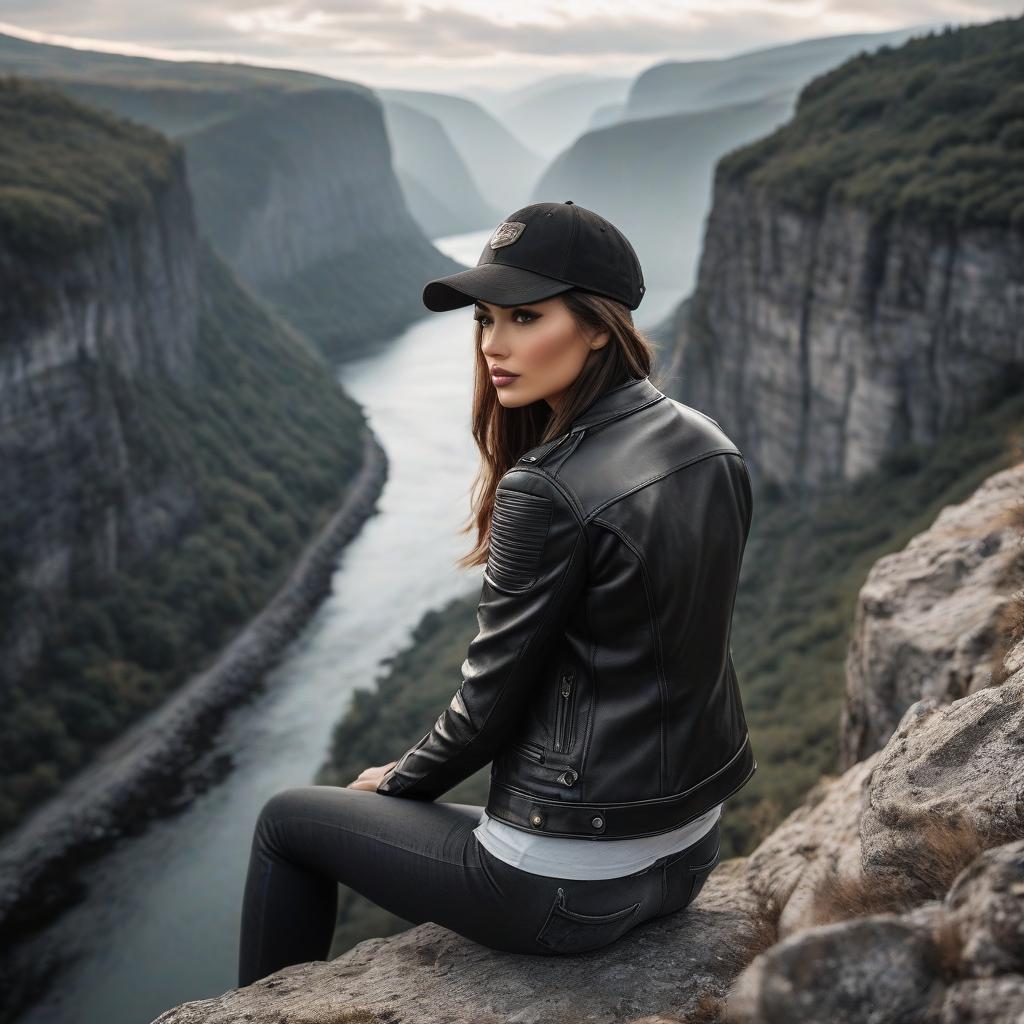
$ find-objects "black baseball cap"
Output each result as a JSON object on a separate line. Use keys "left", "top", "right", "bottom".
{"left": 422, "top": 200, "right": 646, "bottom": 312}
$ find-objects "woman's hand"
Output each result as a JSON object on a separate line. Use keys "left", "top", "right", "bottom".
{"left": 346, "top": 760, "right": 399, "bottom": 791}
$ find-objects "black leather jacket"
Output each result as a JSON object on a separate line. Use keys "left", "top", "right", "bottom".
{"left": 376, "top": 374, "right": 757, "bottom": 840}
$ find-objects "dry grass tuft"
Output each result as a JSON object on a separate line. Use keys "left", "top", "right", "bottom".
{"left": 989, "top": 587, "right": 1024, "bottom": 686}
{"left": 717, "top": 881, "right": 785, "bottom": 984}
{"left": 807, "top": 806, "right": 1020, "bottom": 927}
{"left": 875, "top": 807, "right": 996, "bottom": 900}
{"left": 746, "top": 797, "right": 786, "bottom": 849}
{"left": 687, "top": 992, "right": 730, "bottom": 1023}
{"left": 807, "top": 861, "right": 919, "bottom": 925}
{"left": 990, "top": 492, "right": 1024, "bottom": 685}
{"left": 924, "top": 913, "right": 968, "bottom": 983}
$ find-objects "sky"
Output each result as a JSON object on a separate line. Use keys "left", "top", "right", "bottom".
{"left": 0, "top": 1, "right": 1019, "bottom": 94}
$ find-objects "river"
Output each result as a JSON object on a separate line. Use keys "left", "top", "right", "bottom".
{"left": 12, "top": 228, "right": 683, "bottom": 1024}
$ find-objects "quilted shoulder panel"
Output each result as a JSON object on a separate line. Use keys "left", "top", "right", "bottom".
{"left": 484, "top": 487, "right": 553, "bottom": 593}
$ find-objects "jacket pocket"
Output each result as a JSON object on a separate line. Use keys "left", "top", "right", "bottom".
{"left": 511, "top": 739, "right": 545, "bottom": 764}
{"left": 553, "top": 666, "right": 577, "bottom": 753}
{"left": 535, "top": 886, "right": 642, "bottom": 954}
{"left": 509, "top": 739, "right": 579, "bottom": 788}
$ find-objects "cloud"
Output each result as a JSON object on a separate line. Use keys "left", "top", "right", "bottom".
{"left": 0, "top": 0, "right": 1018, "bottom": 89}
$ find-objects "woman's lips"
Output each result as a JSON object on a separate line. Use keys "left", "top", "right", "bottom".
{"left": 491, "top": 371, "right": 520, "bottom": 387}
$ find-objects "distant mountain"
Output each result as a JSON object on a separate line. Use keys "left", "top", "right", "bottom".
{"left": 382, "top": 100, "right": 500, "bottom": 236}
{"left": 381, "top": 112, "right": 494, "bottom": 236}
{"left": 624, "top": 24, "right": 938, "bottom": 120}
{"left": 588, "top": 100, "right": 628, "bottom": 132}
{"left": 377, "top": 86, "right": 543, "bottom": 216}
{"left": 528, "top": 24, "right": 946, "bottom": 296}
{"left": 487, "top": 71, "right": 615, "bottom": 111}
{"left": 533, "top": 91, "right": 796, "bottom": 291}
{"left": 496, "top": 75, "right": 634, "bottom": 160}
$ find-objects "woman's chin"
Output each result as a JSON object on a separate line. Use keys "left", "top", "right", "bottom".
{"left": 494, "top": 388, "right": 533, "bottom": 409}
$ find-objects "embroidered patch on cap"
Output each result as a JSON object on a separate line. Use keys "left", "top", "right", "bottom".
{"left": 489, "top": 221, "right": 526, "bottom": 249}
{"left": 484, "top": 487, "right": 552, "bottom": 593}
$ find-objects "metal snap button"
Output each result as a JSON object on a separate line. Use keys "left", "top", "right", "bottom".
{"left": 591, "top": 816, "right": 604, "bottom": 828}
{"left": 531, "top": 812, "right": 544, "bottom": 827}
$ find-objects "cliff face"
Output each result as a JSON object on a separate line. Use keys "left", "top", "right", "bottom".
{"left": 153, "top": 458, "right": 1024, "bottom": 1023}
{"left": 180, "top": 85, "right": 462, "bottom": 359}
{"left": 667, "top": 178, "right": 1024, "bottom": 490}
{"left": 0, "top": 145, "right": 201, "bottom": 688}
{"left": 0, "top": 32, "right": 465, "bottom": 362}
{"left": 0, "top": 78, "right": 387, "bottom": 844}
{"left": 185, "top": 88, "right": 409, "bottom": 286}
{"left": 666, "top": 17, "right": 1024, "bottom": 492}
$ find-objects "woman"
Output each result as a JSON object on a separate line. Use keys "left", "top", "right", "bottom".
{"left": 237, "top": 201, "right": 756, "bottom": 985}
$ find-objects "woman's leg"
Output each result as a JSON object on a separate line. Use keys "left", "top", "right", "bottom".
{"left": 237, "top": 783, "right": 716, "bottom": 986}
{"left": 237, "top": 784, "right": 499, "bottom": 986}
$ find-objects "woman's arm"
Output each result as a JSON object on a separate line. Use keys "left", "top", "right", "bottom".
{"left": 374, "top": 468, "right": 587, "bottom": 801}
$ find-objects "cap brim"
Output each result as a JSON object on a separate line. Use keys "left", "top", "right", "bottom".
{"left": 422, "top": 262, "right": 574, "bottom": 312}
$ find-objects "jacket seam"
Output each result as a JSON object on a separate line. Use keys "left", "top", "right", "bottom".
{"left": 505, "top": 467, "right": 589, "bottom": 564}
{"left": 457, "top": 524, "right": 586, "bottom": 750}
{"left": 573, "top": 393, "right": 666, "bottom": 432}
{"left": 580, "top": 566, "right": 597, "bottom": 795}
{"left": 591, "top": 517, "right": 668, "bottom": 796}
{"left": 586, "top": 447, "right": 741, "bottom": 520}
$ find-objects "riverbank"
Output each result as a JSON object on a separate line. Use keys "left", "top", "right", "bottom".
{"left": 0, "top": 425, "right": 389, "bottom": 954}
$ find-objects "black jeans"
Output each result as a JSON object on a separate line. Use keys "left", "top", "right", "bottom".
{"left": 237, "top": 784, "right": 722, "bottom": 987}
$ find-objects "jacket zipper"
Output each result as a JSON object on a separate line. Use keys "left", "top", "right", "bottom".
{"left": 545, "top": 431, "right": 572, "bottom": 460}
{"left": 553, "top": 667, "right": 576, "bottom": 753}
{"left": 518, "top": 426, "right": 586, "bottom": 467}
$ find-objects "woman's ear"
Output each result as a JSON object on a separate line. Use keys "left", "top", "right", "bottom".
{"left": 588, "top": 328, "right": 610, "bottom": 351}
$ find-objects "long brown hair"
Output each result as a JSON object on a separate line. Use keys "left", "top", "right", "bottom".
{"left": 456, "top": 288, "right": 658, "bottom": 571}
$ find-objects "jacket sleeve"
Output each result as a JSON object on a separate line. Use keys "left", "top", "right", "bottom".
{"left": 375, "top": 467, "right": 587, "bottom": 801}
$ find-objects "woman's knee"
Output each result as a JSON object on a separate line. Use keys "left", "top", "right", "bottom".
{"left": 254, "top": 786, "right": 321, "bottom": 846}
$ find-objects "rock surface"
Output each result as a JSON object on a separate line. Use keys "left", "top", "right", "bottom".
{"left": 153, "top": 857, "right": 762, "bottom": 1024}
{"left": 727, "top": 642, "right": 1024, "bottom": 1023}
{"left": 859, "top": 677, "right": 1024, "bottom": 898}
{"left": 743, "top": 755, "right": 877, "bottom": 939}
{"left": 840, "top": 460, "right": 1024, "bottom": 766}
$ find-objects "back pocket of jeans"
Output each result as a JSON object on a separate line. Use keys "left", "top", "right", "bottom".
{"left": 535, "top": 886, "right": 642, "bottom": 954}
{"left": 683, "top": 840, "right": 722, "bottom": 907}
{"left": 661, "top": 833, "right": 722, "bottom": 916}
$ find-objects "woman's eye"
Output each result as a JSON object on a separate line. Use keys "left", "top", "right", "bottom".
{"left": 473, "top": 311, "right": 536, "bottom": 326}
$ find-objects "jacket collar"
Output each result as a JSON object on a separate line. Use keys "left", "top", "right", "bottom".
{"left": 570, "top": 375, "right": 666, "bottom": 431}
{"left": 516, "top": 375, "right": 666, "bottom": 466}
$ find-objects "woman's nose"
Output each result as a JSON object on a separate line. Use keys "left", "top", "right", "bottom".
{"left": 480, "top": 332, "right": 509, "bottom": 356}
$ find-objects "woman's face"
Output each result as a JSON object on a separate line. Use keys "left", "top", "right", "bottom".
{"left": 475, "top": 296, "right": 609, "bottom": 412}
